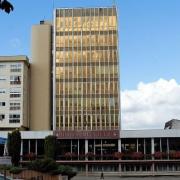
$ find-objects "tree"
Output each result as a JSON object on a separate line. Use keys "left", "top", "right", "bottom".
{"left": 7, "top": 130, "right": 21, "bottom": 166}
{"left": 44, "top": 135, "right": 57, "bottom": 159}
{"left": 0, "top": 0, "right": 13, "bottom": 13}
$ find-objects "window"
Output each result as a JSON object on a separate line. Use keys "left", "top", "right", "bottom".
{"left": 10, "top": 102, "right": 20, "bottom": 110}
{"left": 0, "top": 114, "right": 5, "bottom": 121}
{"left": 10, "top": 64, "right": 21, "bottom": 72}
{"left": 0, "top": 89, "right": 6, "bottom": 94}
{"left": 10, "top": 75, "right": 21, "bottom": 85}
{"left": 0, "top": 102, "right": 5, "bottom": 106}
{"left": 0, "top": 64, "right": 6, "bottom": 68}
{"left": 9, "top": 114, "right": 20, "bottom": 123}
{"left": 10, "top": 93, "right": 21, "bottom": 98}
{"left": 0, "top": 76, "right": 6, "bottom": 81}
{"left": 10, "top": 89, "right": 21, "bottom": 98}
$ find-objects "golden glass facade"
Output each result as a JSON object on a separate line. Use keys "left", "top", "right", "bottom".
{"left": 55, "top": 7, "right": 120, "bottom": 131}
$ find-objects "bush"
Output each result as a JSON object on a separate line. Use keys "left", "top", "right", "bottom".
{"left": 51, "top": 165, "right": 76, "bottom": 179}
{"left": 44, "top": 135, "right": 57, "bottom": 159}
{"left": 9, "top": 166, "right": 24, "bottom": 174}
{"left": 28, "top": 158, "right": 58, "bottom": 173}
{"left": 63, "top": 165, "right": 77, "bottom": 179}
{"left": 28, "top": 159, "right": 76, "bottom": 179}
{"left": 0, "top": 164, "right": 11, "bottom": 171}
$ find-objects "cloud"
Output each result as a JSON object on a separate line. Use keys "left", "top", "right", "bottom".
{"left": 121, "top": 78, "right": 180, "bottom": 130}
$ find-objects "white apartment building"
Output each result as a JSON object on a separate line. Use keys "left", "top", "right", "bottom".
{"left": 0, "top": 56, "right": 29, "bottom": 130}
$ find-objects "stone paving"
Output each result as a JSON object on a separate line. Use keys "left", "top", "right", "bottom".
{"left": 72, "top": 175, "right": 180, "bottom": 180}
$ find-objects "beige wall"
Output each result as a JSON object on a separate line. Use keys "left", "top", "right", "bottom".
{"left": 30, "top": 23, "right": 52, "bottom": 130}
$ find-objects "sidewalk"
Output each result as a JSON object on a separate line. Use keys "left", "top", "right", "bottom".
{"left": 72, "top": 175, "right": 180, "bottom": 180}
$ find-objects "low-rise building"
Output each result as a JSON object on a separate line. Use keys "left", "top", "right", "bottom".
{"left": 1, "top": 129, "right": 180, "bottom": 175}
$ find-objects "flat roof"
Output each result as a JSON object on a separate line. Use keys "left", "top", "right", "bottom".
{"left": 0, "top": 55, "right": 29, "bottom": 65}
{"left": 0, "top": 131, "right": 53, "bottom": 139}
{"left": 120, "top": 129, "right": 180, "bottom": 138}
{"left": 55, "top": 6, "right": 116, "bottom": 10}
{"left": 1, "top": 130, "right": 180, "bottom": 139}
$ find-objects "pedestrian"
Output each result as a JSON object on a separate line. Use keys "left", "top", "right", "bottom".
{"left": 100, "top": 171, "right": 104, "bottom": 179}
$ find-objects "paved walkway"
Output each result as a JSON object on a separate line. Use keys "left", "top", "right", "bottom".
{"left": 72, "top": 176, "right": 180, "bottom": 180}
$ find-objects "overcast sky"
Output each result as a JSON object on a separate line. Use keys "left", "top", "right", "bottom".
{"left": 1, "top": 0, "right": 180, "bottom": 129}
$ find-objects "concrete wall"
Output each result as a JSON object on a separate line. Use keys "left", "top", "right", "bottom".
{"left": 0, "top": 56, "right": 29, "bottom": 129}
{"left": 22, "top": 62, "right": 30, "bottom": 128}
{"left": 30, "top": 22, "right": 52, "bottom": 130}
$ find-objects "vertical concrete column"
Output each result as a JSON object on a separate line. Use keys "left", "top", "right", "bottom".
{"left": 3, "top": 143, "right": 6, "bottom": 156}
{"left": 143, "top": 139, "right": 146, "bottom": 154}
{"left": 160, "top": 138, "right": 162, "bottom": 152}
{"left": 137, "top": 138, "right": 138, "bottom": 152}
{"left": 78, "top": 140, "right": 79, "bottom": 157}
{"left": 85, "top": 140, "right": 88, "bottom": 176}
{"left": 85, "top": 139, "right": 88, "bottom": 154}
{"left": 101, "top": 140, "right": 103, "bottom": 159}
{"left": 20, "top": 140, "right": 23, "bottom": 160}
{"left": 35, "top": 139, "right": 38, "bottom": 155}
{"left": 151, "top": 138, "right": 155, "bottom": 173}
{"left": 94, "top": 140, "right": 95, "bottom": 154}
{"left": 167, "top": 138, "right": 169, "bottom": 159}
{"left": 118, "top": 139, "right": 121, "bottom": 152}
{"left": 118, "top": 139, "right": 122, "bottom": 174}
{"left": 151, "top": 138, "right": 155, "bottom": 155}
{"left": 70, "top": 140, "right": 72, "bottom": 153}
{"left": 101, "top": 139, "right": 103, "bottom": 157}
{"left": 28, "top": 140, "right": 30, "bottom": 153}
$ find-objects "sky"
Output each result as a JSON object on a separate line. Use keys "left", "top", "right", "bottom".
{"left": 1, "top": 0, "right": 180, "bottom": 129}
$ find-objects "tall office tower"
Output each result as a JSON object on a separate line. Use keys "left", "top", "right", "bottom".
{"left": 54, "top": 7, "right": 120, "bottom": 131}
{"left": 31, "top": 21, "right": 52, "bottom": 130}
{"left": 0, "top": 56, "right": 29, "bottom": 130}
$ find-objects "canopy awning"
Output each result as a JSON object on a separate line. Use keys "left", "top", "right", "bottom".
{"left": 0, "top": 137, "right": 6, "bottom": 144}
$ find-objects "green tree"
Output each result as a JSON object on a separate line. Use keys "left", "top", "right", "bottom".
{"left": 0, "top": 0, "right": 13, "bottom": 13}
{"left": 44, "top": 135, "right": 57, "bottom": 159}
{"left": 7, "top": 130, "right": 21, "bottom": 166}
{"left": 28, "top": 159, "right": 77, "bottom": 179}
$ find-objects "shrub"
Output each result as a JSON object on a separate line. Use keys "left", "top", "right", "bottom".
{"left": 9, "top": 166, "right": 24, "bottom": 174}
{"left": 51, "top": 165, "right": 77, "bottom": 179}
{"left": 0, "top": 165, "right": 11, "bottom": 171}
{"left": 44, "top": 135, "right": 57, "bottom": 159}
{"left": 28, "top": 158, "right": 58, "bottom": 173}
{"left": 28, "top": 159, "right": 77, "bottom": 179}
